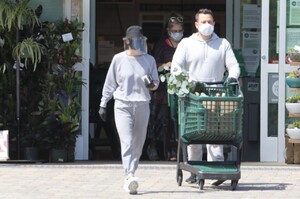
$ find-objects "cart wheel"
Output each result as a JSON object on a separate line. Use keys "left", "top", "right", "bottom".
{"left": 231, "top": 180, "right": 238, "bottom": 190}
{"left": 198, "top": 179, "right": 204, "bottom": 190}
{"left": 176, "top": 169, "right": 183, "bottom": 186}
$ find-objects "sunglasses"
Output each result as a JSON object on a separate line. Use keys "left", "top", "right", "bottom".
{"left": 169, "top": 16, "right": 183, "bottom": 23}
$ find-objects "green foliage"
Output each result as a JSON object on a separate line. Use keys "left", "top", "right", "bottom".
{"left": 38, "top": 19, "right": 85, "bottom": 149}
{"left": 158, "top": 65, "right": 196, "bottom": 97}
{"left": 0, "top": 0, "right": 44, "bottom": 71}
{"left": 12, "top": 38, "right": 45, "bottom": 71}
{"left": 0, "top": 0, "right": 39, "bottom": 31}
{"left": 288, "top": 68, "right": 300, "bottom": 78}
{"left": 287, "top": 120, "right": 300, "bottom": 128}
{"left": 41, "top": 71, "right": 84, "bottom": 149}
{"left": 286, "top": 94, "right": 300, "bottom": 103}
{"left": 43, "top": 18, "right": 84, "bottom": 68}
{"left": 287, "top": 48, "right": 300, "bottom": 62}
{"left": 0, "top": 1, "right": 85, "bottom": 152}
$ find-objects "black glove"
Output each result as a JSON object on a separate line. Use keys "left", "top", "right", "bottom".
{"left": 227, "top": 77, "right": 238, "bottom": 83}
{"left": 225, "top": 77, "right": 238, "bottom": 96}
{"left": 98, "top": 107, "right": 106, "bottom": 122}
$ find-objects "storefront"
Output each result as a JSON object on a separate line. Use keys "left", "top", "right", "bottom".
{"left": 31, "top": 0, "right": 299, "bottom": 163}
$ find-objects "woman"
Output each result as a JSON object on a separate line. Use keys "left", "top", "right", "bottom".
{"left": 148, "top": 12, "right": 184, "bottom": 161}
{"left": 99, "top": 25, "right": 159, "bottom": 194}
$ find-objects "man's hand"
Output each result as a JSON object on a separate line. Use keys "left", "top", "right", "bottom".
{"left": 98, "top": 107, "right": 106, "bottom": 122}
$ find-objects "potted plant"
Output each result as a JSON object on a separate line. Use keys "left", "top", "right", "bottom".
{"left": 42, "top": 71, "right": 83, "bottom": 162}
{"left": 40, "top": 18, "right": 85, "bottom": 162}
{"left": 286, "top": 68, "right": 300, "bottom": 88}
{"left": 287, "top": 45, "right": 300, "bottom": 66}
{"left": 285, "top": 94, "right": 300, "bottom": 114}
{"left": 286, "top": 120, "right": 300, "bottom": 140}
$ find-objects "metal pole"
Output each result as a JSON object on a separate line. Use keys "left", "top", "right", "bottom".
{"left": 16, "top": 27, "right": 20, "bottom": 160}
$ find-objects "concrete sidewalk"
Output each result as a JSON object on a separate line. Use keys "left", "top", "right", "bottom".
{"left": 0, "top": 161, "right": 300, "bottom": 199}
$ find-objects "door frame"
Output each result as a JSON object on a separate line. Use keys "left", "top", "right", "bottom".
{"left": 260, "top": 0, "right": 289, "bottom": 162}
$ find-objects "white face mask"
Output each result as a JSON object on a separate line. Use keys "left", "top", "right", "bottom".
{"left": 198, "top": 23, "right": 214, "bottom": 36}
{"left": 170, "top": 32, "right": 183, "bottom": 42}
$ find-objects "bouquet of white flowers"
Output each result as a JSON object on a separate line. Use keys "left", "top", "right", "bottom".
{"left": 158, "top": 65, "right": 195, "bottom": 97}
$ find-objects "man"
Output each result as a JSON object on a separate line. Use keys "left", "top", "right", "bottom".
{"left": 171, "top": 8, "right": 240, "bottom": 185}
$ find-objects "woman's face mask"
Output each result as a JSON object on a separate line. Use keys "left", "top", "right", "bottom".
{"left": 198, "top": 23, "right": 214, "bottom": 36}
{"left": 170, "top": 32, "right": 183, "bottom": 42}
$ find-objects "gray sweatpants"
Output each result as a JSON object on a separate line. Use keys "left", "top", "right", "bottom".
{"left": 114, "top": 100, "right": 150, "bottom": 176}
{"left": 187, "top": 144, "right": 224, "bottom": 161}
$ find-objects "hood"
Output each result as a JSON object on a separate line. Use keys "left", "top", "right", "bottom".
{"left": 189, "top": 32, "right": 219, "bottom": 42}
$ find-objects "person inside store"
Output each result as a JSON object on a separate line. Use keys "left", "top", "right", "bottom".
{"left": 98, "top": 25, "right": 159, "bottom": 195}
{"left": 147, "top": 12, "right": 185, "bottom": 161}
{"left": 171, "top": 8, "right": 240, "bottom": 185}
{"left": 89, "top": 65, "right": 121, "bottom": 161}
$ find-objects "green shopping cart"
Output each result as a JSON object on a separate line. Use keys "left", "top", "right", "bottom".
{"left": 176, "top": 82, "right": 243, "bottom": 191}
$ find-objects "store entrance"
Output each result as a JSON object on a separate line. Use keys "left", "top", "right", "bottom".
{"left": 90, "top": 0, "right": 261, "bottom": 162}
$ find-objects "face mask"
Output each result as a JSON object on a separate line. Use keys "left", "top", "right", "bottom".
{"left": 170, "top": 32, "right": 183, "bottom": 42}
{"left": 198, "top": 23, "right": 214, "bottom": 36}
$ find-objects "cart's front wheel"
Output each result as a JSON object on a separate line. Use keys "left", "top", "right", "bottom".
{"left": 198, "top": 179, "right": 205, "bottom": 190}
{"left": 231, "top": 180, "right": 238, "bottom": 190}
{"left": 176, "top": 169, "right": 183, "bottom": 186}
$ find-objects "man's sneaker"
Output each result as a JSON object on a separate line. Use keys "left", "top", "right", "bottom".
{"left": 211, "top": 179, "right": 225, "bottom": 186}
{"left": 185, "top": 173, "right": 197, "bottom": 184}
{"left": 123, "top": 177, "right": 139, "bottom": 195}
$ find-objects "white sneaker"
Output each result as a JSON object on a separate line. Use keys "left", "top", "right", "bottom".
{"left": 123, "top": 177, "right": 139, "bottom": 195}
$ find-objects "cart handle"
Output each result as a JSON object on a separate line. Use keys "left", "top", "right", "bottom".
{"left": 203, "top": 81, "right": 224, "bottom": 85}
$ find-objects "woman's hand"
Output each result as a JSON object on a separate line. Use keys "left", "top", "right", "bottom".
{"left": 162, "top": 62, "right": 172, "bottom": 67}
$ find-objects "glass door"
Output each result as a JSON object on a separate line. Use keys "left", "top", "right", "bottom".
{"left": 260, "top": 0, "right": 296, "bottom": 162}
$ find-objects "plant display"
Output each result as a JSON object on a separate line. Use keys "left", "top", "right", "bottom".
{"left": 287, "top": 120, "right": 300, "bottom": 129}
{"left": 0, "top": 0, "right": 46, "bottom": 159}
{"left": 39, "top": 19, "right": 85, "bottom": 160}
{"left": 0, "top": 1, "right": 85, "bottom": 161}
{"left": 287, "top": 68, "right": 300, "bottom": 78}
{"left": 0, "top": 0, "right": 44, "bottom": 71}
{"left": 287, "top": 45, "right": 300, "bottom": 63}
{"left": 286, "top": 94, "right": 300, "bottom": 103}
{"left": 12, "top": 38, "right": 45, "bottom": 70}
{"left": 42, "top": 18, "right": 84, "bottom": 68}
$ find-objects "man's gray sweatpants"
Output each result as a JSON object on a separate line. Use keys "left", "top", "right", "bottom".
{"left": 114, "top": 100, "right": 150, "bottom": 176}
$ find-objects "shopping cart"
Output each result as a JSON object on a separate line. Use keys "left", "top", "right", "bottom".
{"left": 175, "top": 82, "right": 243, "bottom": 191}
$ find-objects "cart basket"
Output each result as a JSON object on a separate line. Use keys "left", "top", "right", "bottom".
{"left": 179, "top": 84, "right": 243, "bottom": 143}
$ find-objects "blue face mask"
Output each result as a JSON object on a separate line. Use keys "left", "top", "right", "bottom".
{"left": 170, "top": 32, "right": 183, "bottom": 42}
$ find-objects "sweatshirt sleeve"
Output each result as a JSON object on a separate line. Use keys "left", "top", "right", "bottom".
{"left": 224, "top": 40, "right": 240, "bottom": 79}
{"left": 149, "top": 55, "right": 160, "bottom": 91}
{"left": 100, "top": 56, "right": 118, "bottom": 108}
{"left": 171, "top": 38, "right": 187, "bottom": 75}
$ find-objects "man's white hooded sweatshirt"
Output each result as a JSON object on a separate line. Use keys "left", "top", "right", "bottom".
{"left": 171, "top": 32, "right": 240, "bottom": 82}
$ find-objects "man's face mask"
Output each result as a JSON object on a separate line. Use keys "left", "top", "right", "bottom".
{"left": 198, "top": 23, "right": 214, "bottom": 36}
